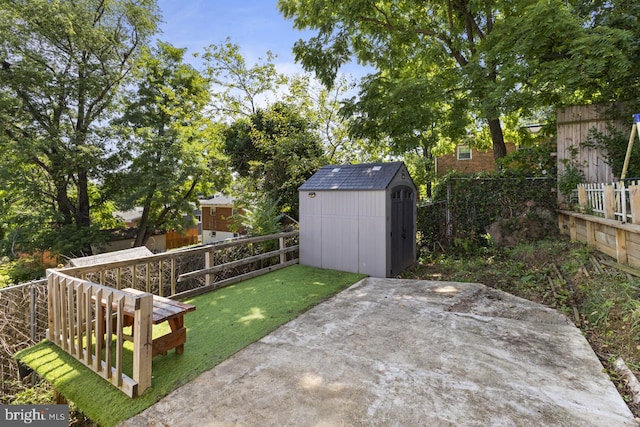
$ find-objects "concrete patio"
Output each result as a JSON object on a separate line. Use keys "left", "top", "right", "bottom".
{"left": 120, "top": 277, "right": 635, "bottom": 426}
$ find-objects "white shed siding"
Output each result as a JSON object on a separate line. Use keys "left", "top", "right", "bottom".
{"left": 299, "top": 162, "right": 417, "bottom": 277}
{"left": 299, "top": 189, "right": 388, "bottom": 276}
{"left": 320, "top": 191, "right": 364, "bottom": 274}
{"left": 321, "top": 214, "right": 359, "bottom": 272}
{"left": 357, "top": 191, "right": 387, "bottom": 277}
{"left": 299, "top": 191, "right": 323, "bottom": 268}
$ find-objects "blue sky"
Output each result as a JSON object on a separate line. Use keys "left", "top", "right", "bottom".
{"left": 156, "top": 0, "right": 367, "bottom": 78}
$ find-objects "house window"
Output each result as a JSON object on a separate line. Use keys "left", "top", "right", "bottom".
{"left": 210, "top": 207, "right": 216, "bottom": 216}
{"left": 457, "top": 145, "right": 472, "bottom": 160}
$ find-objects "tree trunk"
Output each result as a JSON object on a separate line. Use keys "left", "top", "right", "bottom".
{"left": 488, "top": 118, "right": 507, "bottom": 160}
{"left": 134, "top": 206, "right": 152, "bottom": 247}
{"left": 76, "top": 169, "right": 91, "bottom": 227}
{"left": 55, "top": 182, "right": 74, "bottom": 225}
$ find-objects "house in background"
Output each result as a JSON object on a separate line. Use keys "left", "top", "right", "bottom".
{"left": 199, "top": 194, "right": 243, "bottom": 244}
{"left": 101, "top": 208, "right": 199, "bottom": 253}
{"left": 434, "top": 143, "right": 518, "bottom": 177}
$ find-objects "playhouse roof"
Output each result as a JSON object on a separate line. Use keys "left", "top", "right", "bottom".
{"left": 299, "top": 162, "right": 410, "bottom": 191}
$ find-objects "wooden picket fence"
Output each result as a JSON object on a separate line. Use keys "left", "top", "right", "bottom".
{"left": 47, "top": 270, "right": 153, "bottom": 397}
{"left": 558, "top": 182, "right": 640, "bottom": 268}
{"left": 14, "top": 231, "right": 299, "bottom": 399}
{"left": 576, "top": 181, "right": 640, "bottom": 223}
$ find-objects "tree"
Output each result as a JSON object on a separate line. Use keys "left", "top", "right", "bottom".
{"left": 203, "top": 39, "right": 285, "bottom": 120}
{"left": 341, "top": 68, "right": 470, "bottom": 197}
{"left": 0, "top": 0, "right": 159, "bottom": 255}
{"left": 284, "top": 74, "right": 368, "bottom": 163}
{"left": 224, "top": 102, "right": 326, "bottom": 218}
{"left": 109, "top": 42, "right": 229, "bottom": 247}
{"left": 485, "top": 0, "right": 633, "bottom": 108}
{"left": 278, "top": 0, "right": 633, "bottom": 160}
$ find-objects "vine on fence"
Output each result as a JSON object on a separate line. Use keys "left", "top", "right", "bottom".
{"left": 423, "top": 170, "right": 557, "bottom": 251}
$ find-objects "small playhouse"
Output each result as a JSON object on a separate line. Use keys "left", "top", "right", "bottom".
{"left": 298, "top": 162, "right": 417, "bottom": 278}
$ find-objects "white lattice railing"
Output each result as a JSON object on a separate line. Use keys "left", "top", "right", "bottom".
{"left": 577, "top": 181, "right": 640, "bottom": 223}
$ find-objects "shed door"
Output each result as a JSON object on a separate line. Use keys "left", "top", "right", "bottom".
{"left": 391, "top": 185, "right": 415, "bottom": 276}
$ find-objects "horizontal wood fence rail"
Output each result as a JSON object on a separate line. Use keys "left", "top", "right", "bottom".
{"left": 47, "top": 270, "right": 153, "bottom": 397}
{"left": 57, "top": 231, "right": 299, "bottom": 299}
{"left": 2, "top": 231, "right": 298, "bottom": 396}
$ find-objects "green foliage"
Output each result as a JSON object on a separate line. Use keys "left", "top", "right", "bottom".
{"left": 283, "top": 74, "right": 366, "bottom": 163}
{"left": 109, "top": 41, "right": 230, "bottom": 246}
{"left": 557, "top": 146, "right": 586, "bottom": 199}
{"left": 416, "top": 201, "right": 447, "bottom": 256}
{"left": 574, "top": 0, "right": 640, "bottom": 102}
{"left": 203, "top": 38, "right": 285, "bottom": 120}
{"left": 558, "top": 164, "right": 585, "bottom": 200}
{"left": 278, "top": 0, "right": 634, "bottom": 160}
{"left": 431, "top": 169, "right": 557, "bottom": 248}
{"left": 278, "top": 0, "right": 509, "bottom": 156}
{"left": 341, "top": 71, "right": 469, "bottom": 161}
{"left": 4, "top": 257, "right": 45, "bottom": 284}
{"left": 2, "top": 380, "right": 53, "bottom": 404}
{"left": 233, "top": 193, "right": 285, "bottom": 237}
{"left": 487, "top": 0, "right": 634, "bottom": 107}
{"left": 224, "top": 102, "right": 326, "bottom": 218}
{"left": 0, "top": 0, "right": 160, "bottom": 256}
{"left": 584, "top": 123, "right": 640, "bottom": 179}
{"left": 496, "top": 139, "right": 557, "bottom": 178}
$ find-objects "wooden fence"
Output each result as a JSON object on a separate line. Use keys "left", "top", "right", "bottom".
{"left": 577, "top": 181, "right": 640, "bottom": 223}
{"left": 47, "top": 271, "right": 153, "bottom": 397}
{"left": 558, "top": 182, "right": 640, "bottom": 268}
{"left": 557, "top": 104, "right": 622, "bottom": 186}
{"left": 57, "top": 231, "right": 299, "bottom": 299}
{"left": 1, "top": 231, "right": 299, "bottom": 399}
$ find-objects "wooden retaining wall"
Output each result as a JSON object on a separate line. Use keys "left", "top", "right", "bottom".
{"left": 558, "top": 211, "right": 640, "bottom": 269}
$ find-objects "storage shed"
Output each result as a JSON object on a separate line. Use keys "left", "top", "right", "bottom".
{"left": 298, "top": 162, "right": 417, "bottom": 278}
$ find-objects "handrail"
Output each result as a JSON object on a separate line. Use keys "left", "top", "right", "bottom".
{"left": 47, "top": 270, "right": 153, "bottom": 398}
{"left": 56, "top": 231, "right": 299, "bottom": 298}
{"left": 59, "top": 231, "right": 298, "bottom": 277}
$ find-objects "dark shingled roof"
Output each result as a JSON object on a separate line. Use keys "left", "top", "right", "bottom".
{"left": 299, "top": 162, "right": 405, "bottom": 191}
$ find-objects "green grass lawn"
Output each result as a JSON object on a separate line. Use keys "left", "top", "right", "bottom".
{"left": 16, "top": 265, "right": 366, "bottom": 427}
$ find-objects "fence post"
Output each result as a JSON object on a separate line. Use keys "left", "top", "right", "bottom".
{"left": 279, "top": 236, "right": 286, "bottom": 265}
{"left": 30, "top": 286, "right": 36, "bottom": 344}
{"left": 616, "top": 228, "right": 628, "bottom": 264}
{"left": 604, "top": 184, "right": 615, "bottom": 220}
{"left": 205, "top": 250, "right": 214, "bottom": 287}
{"left": 578, "top": 185, "right": 587, "bottom": 207}
{"left": 631, "top": 185, "right": 640, "bottom": 225}
{"left": 132, "top": 293, "right": 153, "bottom": 397}
{"left": 46, "top": 272, "right": 56, "bottom": 342}
{"left": 445, "top": 181, "right": 452, "bottom": 243}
